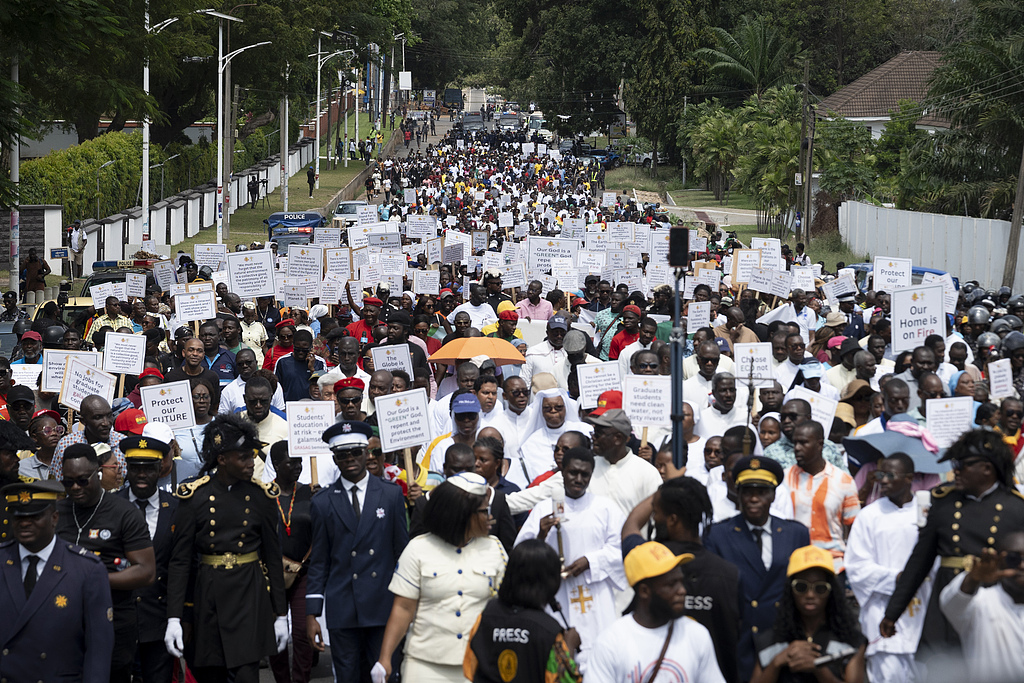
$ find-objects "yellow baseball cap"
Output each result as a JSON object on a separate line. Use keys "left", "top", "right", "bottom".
{"left": 786, "top": 545, "right": 835, "bottom": 577}
{"left": 624, "top": 542, "right": 694, "bottom": 587}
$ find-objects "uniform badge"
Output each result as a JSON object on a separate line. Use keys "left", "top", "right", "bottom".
{"left": 89, "top": 529, "right": 100, "bottom": 539}
{"left": 342, "top": 423, "right": 352, "bottom": 433}
{"left": 107, "top": 607, "right": 113, "bottom": 622}
{"left": 497, "top": 650, "right": 518, "bottom": 682}
{"left": 139, "top": 439, "right": 148, "bottom": 449}
{"left": 54, "top": 595, "right": 68, "bottom": 608}
{"left": 99, "top": 529, "right": 112, "bottom": 540}
{"left": 18, "top": 491, "right": 31, "bottom": 504}
{"left": 376, "top": 507, "right": 385, "bottom": 519}
{"left": 751, "top": 458, "right": 760, "bottom": 469}
{"left": 213, "top": 434, "right": 223, "bottom": 446}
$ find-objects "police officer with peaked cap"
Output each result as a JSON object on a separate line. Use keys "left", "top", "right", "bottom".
{"left": 0, "top": 479, "right": 115, "bottom": 683}
{"left": 704, "top": 456, "right": 811, "bottom": 681}
{"left": 117, "top": 434, "right": 179, "bottom": 683}
{"left": 164, "top": 413, "right": 289, "bottom": 683}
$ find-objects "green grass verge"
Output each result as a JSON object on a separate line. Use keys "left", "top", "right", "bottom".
{"left": 604, "top": 166, "right": 687, "bottom": 196}
{"left": 728, "top": 224, "right": 866, "bottom": 272}
{"left": 669, "top": 189, "right": 758, "bottom": 211}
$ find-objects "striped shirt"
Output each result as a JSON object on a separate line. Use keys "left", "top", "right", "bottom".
{"left": 785, "top": 461, "right": 860, "bottom": 571}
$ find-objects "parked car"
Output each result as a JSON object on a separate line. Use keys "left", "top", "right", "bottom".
{"left": 333, "top": 200, "right": 368, "bottom": 227}
{"left": 590, "top": 148, "right": 623, "bottom": 169}
{"left": 623, "top": 145, "right": 658, "bottom": 168}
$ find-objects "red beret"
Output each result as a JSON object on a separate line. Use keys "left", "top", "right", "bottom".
{"left": 139, "top": 368, "right": 165, "bottom": 381}
{"left": 276, "top": 318, "right": 296, "bottom": 329}
{"left": 498, "top": 309, "right": 519, "bottom": 322}
{"left": 623, "top": 305, "right": 642, "bottom": 316}
{"left": 334, "top": 377, "right": 365, "bottom": 393}
{"left": 362, "top": 297, "right": 383, "bottom": 307}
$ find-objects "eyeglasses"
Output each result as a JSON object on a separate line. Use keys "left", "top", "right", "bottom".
{"left": 34, "top": 425, "right": 65, "bottom": 437}
{"left": 873, "top": 471, "right": 897, "bottom": 481}
{"left": 920, "top": 391, "right": 943, "bottom": 400}
{"left": 475, "top": 506, "right": 491, "bottom": 517}
{"left": 791, "top": 579, "right": 832, "bottom": 596}
{"left": 61, "top": 471, "right": 99, "bottom": 488}
{"left": 337, "top": 396, "right": 362, "bottom": 406}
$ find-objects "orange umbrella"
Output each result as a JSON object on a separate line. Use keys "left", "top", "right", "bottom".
{"left": 428, "top": 337, "right": 525, "bottom": 366}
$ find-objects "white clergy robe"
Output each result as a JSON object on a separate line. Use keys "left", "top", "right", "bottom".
{"left": 588, "top": 452, "right": 663, "bottom": 519}
{"left": 845, "top": 496, "right": 933, "bottom": 666}
{"left": 515, "top": 492, "right": 627, "bottom": 672}
{"left": 696, "top": 403, "right": 752, "bottom": 440}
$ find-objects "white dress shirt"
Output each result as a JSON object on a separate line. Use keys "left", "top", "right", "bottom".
{"left": 129, "top": 490, "right": 160, "bottom": 540}
{"left": 20, "top": 535, "right": 57, "bottom": 581}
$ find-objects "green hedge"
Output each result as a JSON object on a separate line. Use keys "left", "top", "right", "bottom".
{"left": 20, "top": 126, "right": 274, "bottom": 222}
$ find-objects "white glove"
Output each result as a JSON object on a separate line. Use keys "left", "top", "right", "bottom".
{"left": 371, "top": 662, "right": 388, "bottom": 683}
{"left": 164, "top": 618, "right": 184, "bottom": 658}
{"left": 274, "top": 615, "right": 290, "bottom": 653}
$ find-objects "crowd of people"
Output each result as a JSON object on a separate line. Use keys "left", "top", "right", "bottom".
{"left": 3, "top": 121, "right": 1024, "bottom": 683}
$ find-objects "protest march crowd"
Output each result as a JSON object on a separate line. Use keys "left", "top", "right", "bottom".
{"left": 4, "top": 123, "right": 1024, "bottom": 683}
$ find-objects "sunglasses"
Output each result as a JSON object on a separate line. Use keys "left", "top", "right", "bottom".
{"left": 952, "top": 457, "right": 987, "bottom": 470}
{"left": 636, "top": 362, "right": 660, "bottom": 370}
{"left": 34, "top": 425, "right": 66, "bottom": 437}
{"left": 337, "top": 397, "right": 362, "bottom": 406}
{"left": 791, "top": 579, "right": 832, "bottom": 596}
{"left": 873, "top": 471, "right": 898, "bottom": 481}
{"left": 61, "top": 471, "right": 99, "bottom": 488}
{"left": 507, "top": 389, "right": 530, "bottom": 397}
{"left": 1005, "top": 410, "right": 1024, "bottom": 418}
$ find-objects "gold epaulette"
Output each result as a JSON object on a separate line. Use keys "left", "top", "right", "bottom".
{"left": 255, "top": 478, "right": 280, "bottom": 498}
{"left": 932, "top": 484, "right": 956, "bottom": 499}
{"left": 176, "top": 475, "right": 210, "bottom": 499}
{"left": 18, "top": 474, "right": 37, "bottom": 483}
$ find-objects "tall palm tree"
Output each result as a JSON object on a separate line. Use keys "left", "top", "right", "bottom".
{"left": 697, "top": 15, "right": 801, "bottom": 100}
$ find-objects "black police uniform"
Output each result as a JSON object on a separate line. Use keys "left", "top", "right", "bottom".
{"left": 166, "top": 474, "right": 286, "bottom": 676}
{"left": 885, "top": 483, "right": 1024, "bottom": 656}
{"left": 55, "top": 490, "right": 152, "bottom": 682}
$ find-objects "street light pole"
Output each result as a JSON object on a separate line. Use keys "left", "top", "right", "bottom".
{"left": 311, "top": 42, "right": 355, "bottom": 191}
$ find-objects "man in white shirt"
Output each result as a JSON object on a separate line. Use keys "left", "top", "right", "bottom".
{"left": 70, "top": 219, "right": 87, "bottom": 279}
{"left": 520, "top": 315, "right": 569, "bottom": 390}
{"left": 846, "top": 453, "right": 933, "bottom": 683}
{"left": 586, "top": 408, "right": 662, "bottom": 518}
{"left": 219, "top": 348, "right": 286, "bottom": 415}
{"left": 940, "top": 534, "right": 1024, "bottom": 683}
{"left": 685, "top": 341, "right": 749, "bottom": 409}
{"left": 515, "top": 449, "right": 626, "bottom": 672}
{"left": 447, "top": 283, "right": 497, "bottom": 330}
{"left": 587, "top": 542, "right": 726, "bottom": 683}
{"left": 696, "top": 374, "right": 750, "bottom": 439}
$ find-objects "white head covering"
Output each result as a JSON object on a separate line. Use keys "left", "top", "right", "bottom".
{"left": 447, "top": 472, "right": 488, "bottom": 496}
{"left": 517, "top": 388, "right": 590, "bottom": 443}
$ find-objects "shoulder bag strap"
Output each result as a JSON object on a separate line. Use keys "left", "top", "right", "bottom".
{"left": 644, "top": 618, "right": 675, "bottom": 683}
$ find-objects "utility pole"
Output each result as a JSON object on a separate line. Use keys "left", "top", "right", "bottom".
{"left": 798, "top": 60, "right": 809, "bottom": 245}
{"left": 224, "top": 82, "right": 239, "bottom": 240}
{"left": 1001, "top": 142, "right": 1024, "bottom": 288}
{"left": 804, "top": 107, "right": 816, "bottom": 250}
{"left": 281, "top": 63, "right": 290, "bottom": 212}
{"left": 9, "top": 54, "right": 19, "bottom": 297}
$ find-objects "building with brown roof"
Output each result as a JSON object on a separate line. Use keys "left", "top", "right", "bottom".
{"left": 817, "top": 51, "right": 949, "bottom": 138}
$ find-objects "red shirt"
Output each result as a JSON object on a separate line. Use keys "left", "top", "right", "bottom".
{"left": 346, "top": 320, "right": 375, "bottom": 345}
{"left": 608, "top": 330, "right": 640, "bottom": 360}
{"left": 262, "top": 344, "right": 292, "bottom": 371}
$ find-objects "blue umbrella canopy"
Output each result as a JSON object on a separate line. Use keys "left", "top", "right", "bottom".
{"left": 843, "top": 416, "right": 951, "bottom": 475}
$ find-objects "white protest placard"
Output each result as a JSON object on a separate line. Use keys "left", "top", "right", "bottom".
{"left": 108, "top": 282, "right": 127, "bottom": 303}
{"left": 174, "top": 291, "right": 217, "bottom": 324}
{"left": 770, "top": 271, "right": 793, "bottom": 299}
{"left": 375, "top": 388, "right": 433, "bottom": 453}
{"left": 313, "top": 227, "right": 342, "bottom": 247}
{"left": 356, "top": 205, "right": 378, "bottom": 225}
{"left": 407, "top": 215, "right": 437, "bottom": 239}
{"left": 472, "top": 230, "right": 489, "bottom": 253}
{"left": 139, "top": 380, "right": 195, "bottom": 430}
{"left": 152, "top": 260, "right": 177, "bottom": 291}
{"left": 787, "top": 385, "right": 837, "bottom": 435}
{"left": 320, "top": 280, "right": 342, "bottom": 305}
{"left": 731, "top": 249, "right": 761, "bottom": 285}
{"left": 194, "top": 244, "right": 228, "bottom": 271}
{"left": 822, "top": 275, "right": 858, "bottom": 306}
{"left": 413, "top": 270, "right": 440, "bottom": 295}
{"left": 325, "top": 248, "right": 352, "bottom": 282}
{"left": 59, "top": 358, "right": 116, "bottom": 412}
{"left": 749, "top": 267, "right": 774, "bottom": 294}
{"left": 922, "top": 272, "right": 958, "bottom": 315}
{"left": 227, "top": 250, "right": 276, "bottom": 298}
{"left": 287, "top": 244, "right": 324, "bottom": 280}
{"left": 482, "top": 251, "right": 504, "bottom": 271}
{"left": 694, "top": 270, "right": 722, "bottom": 292}
{"left": 527, "top": 237, "right": 580, "bottom": 272}
{"left": 368, "top": 232, "right": 403, "bottom": 251}
{"left": 608, "top": 222, "right": 634, "bottom": 243}
{"left": 371, "top": 344, "right": 414, "bottom": 375}
{"left": 425, "top": 237, "right": 443, "bottom": 264}
{"left": 89, "top": 283, "right": 114, "bottom": 304}
{"left": 101, "top": 333, "right": 147, "bottom": 375}
{"left": 601, "top": 192, "right": 617, "bottom": 207}
{"left": 873, "top": 256, "right": 912, "bottom": 291}
{"left": 502, "top": 263, "right": 527, "bottom": 290}
{"left": 733, "top": 342, "right": 775, "bottom": 388}
{"left": 750, "top": 237, "right": 783, "bottom": 270}
{"left": 623, "top": 375, "right": 672, "bottom": 428}
{"left": 891, "top": 284, "right": 944, "bottom": 354}
{"left": 576, "top": 361, "right": 623, "bottom": 410}
{"left": 514, "top": 223, "right": 529, "bottom": 239}
{"left": 287, "top": 400, "right": 336, "bottom": 457}
{"left": 42, "top": 350, "right": 103, "bottom": 393}
{"left": 10, "top": 364, "right": 41, "bottom": 390}
{"left": 282, "top": 283, "right": 308, "bottom": 307}
{"left": 125, "top": 273, "right": 147, "bottom": 298}
{"left": 989, "top": 358, "right": 1015, "bottom": 399}
{"left": 584, "top": 231, "right": 608, "bottom": 252}
{"left": 926, "top": 396, "right": 976, "bottom": 448}
{"left": 498, "top": 211, "right": 513, "bottom": 228}
{"left": 688, "top": 301, "right": 711, "bottom": 329}
{"left": 791, "top": 266, "right": 816, "bottom": 293}
{"left": 443, "top": 242, "right": 465, "bottom": 264}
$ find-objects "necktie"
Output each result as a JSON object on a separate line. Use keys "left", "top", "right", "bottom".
{"left": 136, "top": 498, "right": 148, "bottom": 512}
{"left": 24, "top": 555, "right": 39, "bottom": 598}
{"left": 350, "top": 486, "right": 361, "bottom": 520}
{"left": 752, "top": 527, "right": 763, "bottom": 554}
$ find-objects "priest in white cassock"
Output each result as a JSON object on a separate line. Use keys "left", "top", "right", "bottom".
{"left": 696, "top": 373, "right": 751, "bottom": 439}
{"left": 514, "top": 448, "right": 626, "bottom": 673}
{"left": 586, "top": 408, "right": 663, "bottom": 518}
{"left": 845, "top": 453, "right": 934, "bottom": 683}
{"left": 510, "top": 387, "right": 590, "bottom": 489}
